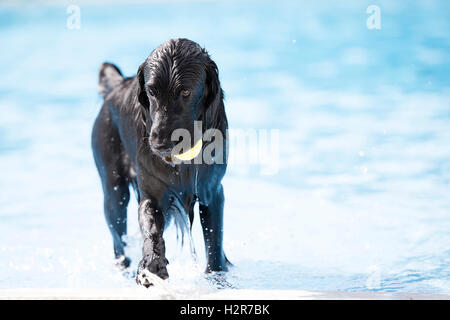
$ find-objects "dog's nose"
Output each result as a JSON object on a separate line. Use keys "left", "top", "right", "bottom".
{"left": 150, "top": 129, "right": 171, "bottom": 146}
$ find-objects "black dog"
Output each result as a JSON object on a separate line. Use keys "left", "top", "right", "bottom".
{"left": 91, "top": 38, "right": 230, "bottom": 287}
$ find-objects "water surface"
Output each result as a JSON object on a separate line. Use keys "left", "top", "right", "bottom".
{"left": 0, "top": 0, "right": 449, "bottom": 293}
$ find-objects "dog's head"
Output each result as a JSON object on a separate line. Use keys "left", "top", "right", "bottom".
{"left": 137, "top": 38, "right": 225, "bottom": 160}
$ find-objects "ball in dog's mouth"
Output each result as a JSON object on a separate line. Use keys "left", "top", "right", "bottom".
{"left": 152, "top": 139, "right": 202, "bottom": 166}
{"left": 172, "top": 139, "right": 203, "bottom": 161}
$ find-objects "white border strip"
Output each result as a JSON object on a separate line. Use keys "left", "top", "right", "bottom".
{"left": 1, "top": 289, "right": 449, "bottom": 300}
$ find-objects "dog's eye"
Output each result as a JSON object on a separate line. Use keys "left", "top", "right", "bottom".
{"left": 182, "top": 90, "right": 191, "bottom": 97}
{"left": 147, "top": 86, "right": 158, "bottom": 97}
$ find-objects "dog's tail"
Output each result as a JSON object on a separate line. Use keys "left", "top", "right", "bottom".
{"left": 98, "top": 62, "right": 124, "bottom": 97}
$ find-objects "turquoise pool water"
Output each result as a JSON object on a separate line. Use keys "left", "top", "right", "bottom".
{"left": 0, "top": 0, "right": 449, "bottom": 293}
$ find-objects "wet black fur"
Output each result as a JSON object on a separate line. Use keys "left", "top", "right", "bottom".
{"left": 91, "top": 38, "right": 230, "bottom": 287}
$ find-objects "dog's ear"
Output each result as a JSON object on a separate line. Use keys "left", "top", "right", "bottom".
{"left": 204, "top": 59, "right": 220, "bottom": 108}
{"left": 137, "top": 62, "right": 149, "bottom": 109}
{"left": 203, "top": 58, "right": 226, "bottom": 131}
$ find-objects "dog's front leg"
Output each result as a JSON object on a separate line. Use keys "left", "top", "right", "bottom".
{"left": 200, "top": 185, "right": 229, "bottom": 272}
{"left": 136, "top": 198, "right": 169, "bottom": 287}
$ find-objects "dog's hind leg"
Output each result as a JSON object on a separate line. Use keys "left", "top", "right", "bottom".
{"left": 92, "top": 110, "right": 131, "bottom": 270}
{"left": 103, "top": 174, "right": 131, "bottom": 270}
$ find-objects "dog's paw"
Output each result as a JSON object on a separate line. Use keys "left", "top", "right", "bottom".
{"left": 135, "top": 256, "right": 169, "bottom": 288}
{"left": 114, "top": 255, "right": 131, "bottom": 271}
{"left": 136, "top": 268, "right": 168, "bottom": 288}
{"left": 205, "top": 271, "right": 234, "bottom": 289}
